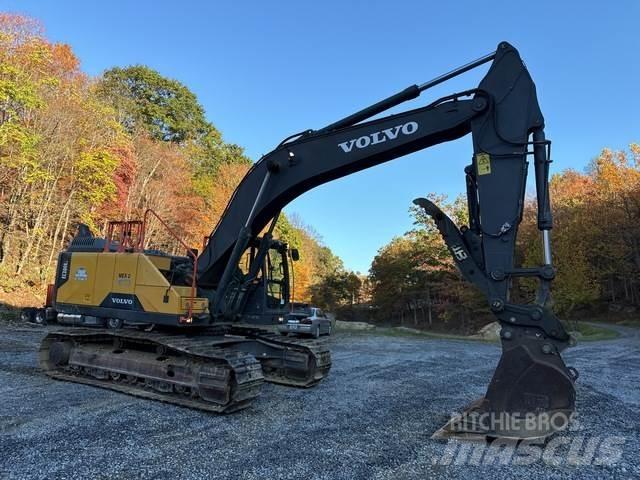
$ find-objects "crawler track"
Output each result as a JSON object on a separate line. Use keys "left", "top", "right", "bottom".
{"left": 229, "top": 325, "right": 332, "bottom": 388}
{"left": 39, "top": 325, "right": 331, "bottom": 412}
{"left": 40, "top": 329, "right": 264, "bottom": 412}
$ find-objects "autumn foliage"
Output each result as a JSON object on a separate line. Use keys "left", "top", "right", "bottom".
{"left": 0, "top": 14, "right": 333, "bottom": 303}
{"left": 518, "top": 145, "right": 640, "bottom": 315}
{"left": 1, "top": 14, "right": 637, "bottom": 326}
{"left": 0, "top": 14, "right": 127, "bottom": 285}
{"left": 359, "top": 146, "right": 640, "bottom": 332}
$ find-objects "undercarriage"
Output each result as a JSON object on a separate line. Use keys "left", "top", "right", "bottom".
{"left": 40, "top": 324, "right": 331, "bottom": 412}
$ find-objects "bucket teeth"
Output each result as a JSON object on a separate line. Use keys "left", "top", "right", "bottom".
{"left": 432, "top": 398, "right": 492, "bottom": 441}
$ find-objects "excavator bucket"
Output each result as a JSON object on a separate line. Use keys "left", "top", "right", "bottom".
{"left": 432, "top": 333, "right": 577, "bottom": 440}
{"left": 413, "top": 198, "right": 577, "bottom": 441}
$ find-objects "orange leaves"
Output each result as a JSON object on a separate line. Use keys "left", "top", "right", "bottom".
{"left": 0, "top": 14, "right": 43, "bottom": 48}
{"left": 50, "top": 43, "right": 79, "bottom": 77}
{"left": 209, "top": 162, "right": 250, "bottom": 230}
{"left": 122, "top": 135, "right": 198, "bottom": 243}
{"left": 590, "top": 148, "right": 640, "bottom": 200}
{"left": 0, "top": 14, "right": 81, "bottom": 84}
{"left": 0, "top": 12, "right": 259, "bottom": 286}
{"left": 519, "top": 144, "right": 640, "bottom": 313}
{"left": 287, "top": 225, "right": 320, "bottom": 303}
{"left": 0, "top": 14, "right": 132, "bottom": 283}
{"left": 550, "top": 169, "right": 594, "bottom": 207}
{"left": 99, "top": 143, "right": 137, "bottom": 218}
{"left": 117, "top": 133, "right": 247, "bottom": 255}
{"left": 630, "top": 143, "right": 640, "bottom": 167}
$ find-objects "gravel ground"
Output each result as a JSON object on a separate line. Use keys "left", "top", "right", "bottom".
{"left": 1, "top": 324, "right": 638, "bottom": 480}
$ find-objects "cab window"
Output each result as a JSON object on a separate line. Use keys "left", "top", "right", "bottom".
{"left": 265, "top": 247, "right": 287, "bottom": 308}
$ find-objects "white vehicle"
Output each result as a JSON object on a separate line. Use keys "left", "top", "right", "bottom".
{"left": 279, "top": 307, "right": 332, "bottom": 339}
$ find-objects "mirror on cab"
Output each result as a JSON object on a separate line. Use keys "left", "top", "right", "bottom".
{"left": 290, "top": 248, "right": 300, "bottom": 262}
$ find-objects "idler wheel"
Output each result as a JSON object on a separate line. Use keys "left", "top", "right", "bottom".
{"left": 49, "top": 341, "right": 72, "bottom": 366}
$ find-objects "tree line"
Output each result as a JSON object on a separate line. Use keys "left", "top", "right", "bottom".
{"left": 312, "top": 147, "right": 640, "bottom": 332}
{"left": 0, "top": 14, "right": 340, "bottom": 304}
{"left": 3, "top": 14, "right": 637, "bottom": 330}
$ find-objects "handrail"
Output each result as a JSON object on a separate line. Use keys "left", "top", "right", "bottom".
{"left": 141, "top": 209, "right": 198, "bottom": 323}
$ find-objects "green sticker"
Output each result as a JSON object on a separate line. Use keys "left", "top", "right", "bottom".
{"left": 476, "top": 153, "right": 491, "bottom": 175}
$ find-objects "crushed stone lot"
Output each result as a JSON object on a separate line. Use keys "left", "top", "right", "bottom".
{"left": 1, "top": 324, "right": 639, "bottom": 480}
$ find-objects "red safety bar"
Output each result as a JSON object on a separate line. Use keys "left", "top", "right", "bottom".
{"left": 103, "top": 210, "right": 199, "bottom": 323}
{"left": 103, "top": 220, "right": 144, "bottom": 253}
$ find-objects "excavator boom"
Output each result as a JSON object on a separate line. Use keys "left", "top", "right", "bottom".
{"left": 197, "top": 41, "right": 576, "bottom": 439}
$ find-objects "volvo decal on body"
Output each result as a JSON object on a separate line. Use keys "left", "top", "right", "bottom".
{"left": 99, "top": 293, "right": 142, "bottom": 310}
{"left": 338, "top": 121, "right": 419, "bottom": 153}
{"left": 111, "top": 297, "right": 133, "bottom": 305}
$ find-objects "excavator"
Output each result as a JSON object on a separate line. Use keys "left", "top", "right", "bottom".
{"left": 37, "top": 41, "right": 576, "bottom": 440}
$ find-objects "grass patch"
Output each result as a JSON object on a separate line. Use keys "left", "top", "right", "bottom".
{"left": 0, "top": 304, "right": 20, "bottom": 326}
{"left": 618, "top": 319, "right": 640, "bottom": 328}
{"left": 336, "top": 321, "right": 619, "bottom": 342}
{"left": 335, "top": 324, "right": 494, "bottom": 342}
{"left": 568, "top": 322, "right": 619, "bottom": 341}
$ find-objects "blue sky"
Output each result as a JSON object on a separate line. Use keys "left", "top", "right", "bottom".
{"left": 4, "top": 0, "right": 639, "bottom": 273}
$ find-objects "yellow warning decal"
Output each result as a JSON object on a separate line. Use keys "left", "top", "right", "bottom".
{"left": 476, "top": 153, "right": 491, "bottom": 175}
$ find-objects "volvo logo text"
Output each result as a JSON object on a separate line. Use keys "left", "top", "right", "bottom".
{"left": 338, "top": 122, "right": 419, "bottom": 153}
{"left": 111, "top": 297, "right": 133, "bottom": 305}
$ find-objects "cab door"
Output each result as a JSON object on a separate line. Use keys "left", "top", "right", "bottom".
{"left": 264, "top": 247, "right": 289, "bottom": 310}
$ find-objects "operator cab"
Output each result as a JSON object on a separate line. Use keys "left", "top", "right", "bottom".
{"left": 237, "top": 238, "right": 298, "bottom": 325}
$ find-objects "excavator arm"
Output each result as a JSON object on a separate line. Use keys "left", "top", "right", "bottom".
{"left": 198, "top": 41, "right": 576, "bottom": 439}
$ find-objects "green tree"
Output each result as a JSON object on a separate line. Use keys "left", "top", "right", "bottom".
{"left": 96, "top": 65, "right": 215, "bottom": 144}
{"left": 96, "top": 65, "right": 250, "bottom": 219}
{"left": 369, "top": 194, "right": 491, "bottom": 330}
